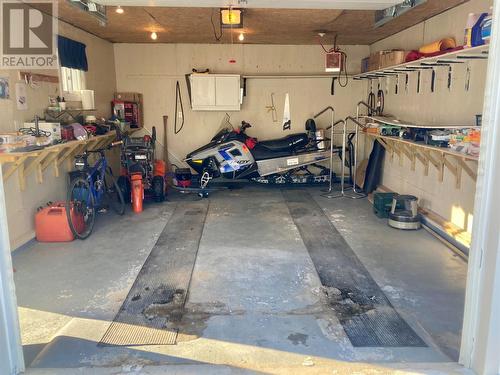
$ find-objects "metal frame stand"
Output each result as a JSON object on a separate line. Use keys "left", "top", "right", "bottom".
{"left": 340, "top": 101, "right": 377, "bottom": 200}
{"left": 321, "top": 119, "right": 346, "bottom": 199}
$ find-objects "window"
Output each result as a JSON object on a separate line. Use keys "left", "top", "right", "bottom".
{"left": 61, "top": 67, "right": 86, "bottom": 92}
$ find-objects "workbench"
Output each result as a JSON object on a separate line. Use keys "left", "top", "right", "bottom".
{"left": 0, "top": 132, "right": 117, "bottom": 191}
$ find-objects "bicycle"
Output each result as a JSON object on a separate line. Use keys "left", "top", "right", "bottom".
{"left": 66, "top": 140, "right": 125, "bottom": 239}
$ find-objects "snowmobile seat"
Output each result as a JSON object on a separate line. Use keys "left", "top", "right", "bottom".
{"left": 251, "top": 144, "right": 294, "bottom": 161}
{"left": 258, "top": 133, "right": 308, "bottom": 152}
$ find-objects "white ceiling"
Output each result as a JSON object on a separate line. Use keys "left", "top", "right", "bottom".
{"left": 93, "top": 0, "right": 402, "bottom": 10}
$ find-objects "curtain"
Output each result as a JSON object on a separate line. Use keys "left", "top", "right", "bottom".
{"left": 57, "top": 35, "right": 88, "bottom": 71}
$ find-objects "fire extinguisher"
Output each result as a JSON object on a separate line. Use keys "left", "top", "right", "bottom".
{"left": 131, "top": 173, "right": 144, "bottom": 213}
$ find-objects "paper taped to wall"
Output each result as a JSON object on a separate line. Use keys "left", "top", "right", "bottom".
{"left": 283, "top": 93, "right": 291, "bottom": 131}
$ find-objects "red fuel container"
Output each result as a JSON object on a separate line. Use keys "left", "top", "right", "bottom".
{"left": 35, "top": 201, "right": 84, "bottom": 242}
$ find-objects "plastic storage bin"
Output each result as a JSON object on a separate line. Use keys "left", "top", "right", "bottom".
{"left": 373, "top": 192, "right": 401, "bottom": 219}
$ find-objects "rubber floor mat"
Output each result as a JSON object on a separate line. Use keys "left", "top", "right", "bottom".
{"left": 99, "top": 202, "right": 208, "bottom": 346}
{"left": 283, "top": 190, "right": 426, "bottom": 347}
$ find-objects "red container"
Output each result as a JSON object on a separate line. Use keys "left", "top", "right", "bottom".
{"left": 153, "top": 159, "right": 166, "bottom": 177}
{"left": 61, "top": 125, "right": 75, "bottom": 141}
{"left": 35, "top": 201, "right": 84, "bottom": 242}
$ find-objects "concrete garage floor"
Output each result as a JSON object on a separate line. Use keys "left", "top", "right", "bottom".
{"left": 12, "top": 186, "right": 468, "bottom": 374}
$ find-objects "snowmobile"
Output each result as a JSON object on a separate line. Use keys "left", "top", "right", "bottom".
{"left": 184, "top": 117, "right": 333, "bottom": 191}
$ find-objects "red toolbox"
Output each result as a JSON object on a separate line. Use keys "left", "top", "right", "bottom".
{"left": 35, "top": 201, "right": 84, "bottom": 242}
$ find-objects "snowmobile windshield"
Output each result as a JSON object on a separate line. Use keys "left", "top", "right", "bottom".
{"left": 211, "top": 116, "right": 234, "bottom": 142}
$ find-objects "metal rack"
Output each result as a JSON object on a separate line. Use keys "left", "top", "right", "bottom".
{"left": 353, "top": 45, "right": 489, "bottom": 81}
{"left": 317, "top": 101, "right": 378, "bottom": 200}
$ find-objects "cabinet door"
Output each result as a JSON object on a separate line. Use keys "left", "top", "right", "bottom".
{"left": 215, "top": 76, "right": 240, "bottom": 109}
{"left": 191, "top": 76, "right": 216, "bottom": 107}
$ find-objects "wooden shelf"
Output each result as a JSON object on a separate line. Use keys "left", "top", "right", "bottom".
{"left": 366, "top": 133, "right": 478, "bottom": 189}
{"left": 0, "top": 132, "right": 117, "bottom": 191}
{"left": 354, "top": 45, "right": 489, "bottom": 80}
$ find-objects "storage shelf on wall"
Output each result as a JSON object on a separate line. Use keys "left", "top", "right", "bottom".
{"left": 363, "top": 115, "right": 480, "bottom": 129}
{"left": 365, "top": 132, "right": 478, "bottom": 189}
{"left": 353, "top": 45, "right": 489, "bottom": 80}
{"left": 0, "top": 132, "right": 117, "bottom": 191}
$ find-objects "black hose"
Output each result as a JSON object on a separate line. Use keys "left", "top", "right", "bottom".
{"left": 376, "top": 89, "right": 384, "bottom": 115}
{"left": 367, "top": 92, "right": 376, "bottom": 116}
{"left": 174, "top": 81, "right": 184, "bottom": 135}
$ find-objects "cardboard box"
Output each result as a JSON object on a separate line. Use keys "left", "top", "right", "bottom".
{"left": 361, "top": 57, "right": 370, "bottom": 73}
{"left": 368, "top": 50, "right": 408, "bottom": 72}
{"left": 114, "top": 92, "right": 143, "bottom": 103}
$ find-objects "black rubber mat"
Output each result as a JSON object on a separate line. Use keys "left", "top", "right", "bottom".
{"left": 283, "top": 190, "right": 426, "bottom": 348}
{"left": 99, "top": 202, "right": 208, "bottom": 346}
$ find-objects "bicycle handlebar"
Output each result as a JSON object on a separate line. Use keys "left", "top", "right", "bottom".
{"left": 83, "top": 139, "right": 123, "bottom": 155}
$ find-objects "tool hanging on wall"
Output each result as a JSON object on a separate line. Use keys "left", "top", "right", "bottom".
{"left": 465, "top": 64, "right": 471, "bottom": 92}
{"left": 282, "top": 93, "right": 291, "bottom": 131}
{"left": 331, "top": 77, "right": 337, "bottom": 95}
{"left": 367, "top": 80, "right": 375, "bottom": 115}
{"left": 431, "top": 69, "right": 436, "bottom": 93}
{"left": 447, "top": 65, "right": 453, "bottom": 91}
{"left": 395, "top": 74, "right": 399, "bottom": 95}
{"left": 416, "top": 70, "right": 421, "bottom": 94}
{"left": 265, "top": 93, "right": 278, "bottom": 122}
{"left": 367, "top": 80, "right": 384, "bottom": 116}
{"left": 174, "top": 81, "right": 184, "bottom": 134}
{"left": 376, "top": 85, "right": 384, "bottom": 115}
{"left": 404, "top": 73, "right": 409, "bottom": 94}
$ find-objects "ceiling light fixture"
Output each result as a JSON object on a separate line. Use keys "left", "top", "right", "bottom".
{"left": 220, "top": 8, "right": 243, "bottom": 29}
{"left": 115, "top": 6, "right": 124, "bottom": 14}
{"left": 238, "top": 33, "right": 244, "bottom": 41}
{"left": 150, "top": 32, "right": 158, "bottom": 40}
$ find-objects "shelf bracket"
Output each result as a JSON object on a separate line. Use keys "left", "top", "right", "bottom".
{"left": 443, "top": 154, "right": 459, "bottom": 188}
{"left": 459, "top": 158, "right": 478, "bottom": 181}
{"left": 415, "top": 149, "right": 429, "bottom": 176}
{"left": 2, "top": 155, "right": 29, "bottom": 182}
{"left": 22, "top": 153, "right": 48, "bottom": 190}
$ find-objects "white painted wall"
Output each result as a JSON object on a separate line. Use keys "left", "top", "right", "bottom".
{"left": 114, "top": 43, "right": 368, "bottom": 169}
{"left": 0, "top": 21, "right": 117, "bottom": 249}
{"left": 366, "top": 0, "right": 493, "bottom": 231}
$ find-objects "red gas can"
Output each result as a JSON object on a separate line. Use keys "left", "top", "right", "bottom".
{"left": 35, "top": 201, "right": 84, "bottom": 242}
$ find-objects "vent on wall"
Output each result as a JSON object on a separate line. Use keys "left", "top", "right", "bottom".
{"left": 375, "top": 0, "right": 427, "bottom": 27}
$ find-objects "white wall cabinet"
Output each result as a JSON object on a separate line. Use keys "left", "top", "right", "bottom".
{"left": 190, "top": 74, "right": 241, "bottom": 111}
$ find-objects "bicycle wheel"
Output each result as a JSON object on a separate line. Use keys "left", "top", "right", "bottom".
{"left": 66, "top": 177, "right": 95, "bottom": 239}
{"left": 104, "top": 167, "right": 125, "bottom": 215}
